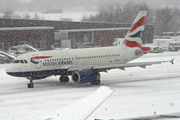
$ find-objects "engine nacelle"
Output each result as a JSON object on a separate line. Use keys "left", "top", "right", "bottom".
{"left": 71, "top": 71, "right": 100, "bottom": 83}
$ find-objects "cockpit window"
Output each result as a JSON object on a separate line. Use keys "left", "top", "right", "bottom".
{"left": 13, "top": 60, "right": 28, "bottom": 64}
{"left": 20, "top": 60, "right": 24, "bottom": 63}
{"left": 13, "top": 60, "right": 20, "bottom": 63}
{"left": 24, "top": 60, "right": 28, "bottom": 63}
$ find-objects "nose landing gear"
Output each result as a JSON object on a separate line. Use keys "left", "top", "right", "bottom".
{"left": 27, "top": 77, "right": 34, "bottom": 88}
{"left": 27, "top": 80, "right": 34, "bottom": 88}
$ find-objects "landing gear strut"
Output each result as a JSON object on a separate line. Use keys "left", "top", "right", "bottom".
{"left": 91, "top": 79, "right": 101, "bottom": 85}
{"left": 27, "top": 80, "right": 34, "bottom": 88}
{"left": 59, "top": 75, "right": 69, "bottom": 83}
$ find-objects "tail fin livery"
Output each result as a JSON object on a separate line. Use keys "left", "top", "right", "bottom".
{"left": 123, "top": 11, "right": 150, "bottom": 51}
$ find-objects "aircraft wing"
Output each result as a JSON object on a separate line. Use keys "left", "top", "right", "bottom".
{"left": 68, "top": 58, "right": 174, "bottom": 72}
{"left": 43, "top": 86, "right": 114, "bottom": 120}
{"left": 0, "top": 51, "right": 16, "bottom": 59}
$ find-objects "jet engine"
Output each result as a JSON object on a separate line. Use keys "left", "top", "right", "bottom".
{"left": 71, "top": 71, "right": 100, "bottom": 83}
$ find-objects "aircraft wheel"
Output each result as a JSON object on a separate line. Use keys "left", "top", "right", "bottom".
{"left": 59, "top": 76, "right": 64, "bottom": 83}
{"left": 95, "top": 80, "right": 101, "bottom": 85}
{"left": 91, "top": 80, "right": 100, "bottom": 85}
{"left": 59, "top": 76, "right": 69, "bottom": 83}
{"left": 27, "top": 83, "right": 34, "bottom": 88}
{"left": 65, "top": 76, "right": 69, "bottom": 82}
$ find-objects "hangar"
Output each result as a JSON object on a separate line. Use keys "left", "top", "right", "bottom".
{"left": 0, "top": 18, "right": 153, "bottom": 51}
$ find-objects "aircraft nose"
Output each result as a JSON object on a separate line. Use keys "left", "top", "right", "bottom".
{"left": 5, "top": 64, "right": 15, "bottom": 76}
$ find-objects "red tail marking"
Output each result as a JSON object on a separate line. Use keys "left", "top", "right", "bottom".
{"left": 129, "top": 16, "right": 146, "bottom": 33}
{"left": 123, "top": 40, "right": 150, "bottom": 51}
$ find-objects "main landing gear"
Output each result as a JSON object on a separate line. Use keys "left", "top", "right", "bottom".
{"left": 59, "top": 75, "right": 69, "bottom": 83}
{"left": 91, "top": 79, "right": 101, "bottom": 85}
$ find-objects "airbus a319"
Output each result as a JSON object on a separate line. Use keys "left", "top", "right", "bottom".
{"left": 5, "top": 11, "right": 174, "bottom": 88}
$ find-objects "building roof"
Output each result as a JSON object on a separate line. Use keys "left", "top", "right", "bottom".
{"left": 0, "top": 26, "right": 54, "bottom": 31}
{"left": 55, "top": 27, "right": 130, "bottom": 32}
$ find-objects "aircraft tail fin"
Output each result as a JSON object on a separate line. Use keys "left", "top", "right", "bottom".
{"left": 123, "top": 11, "right": 150, "bottom": 51}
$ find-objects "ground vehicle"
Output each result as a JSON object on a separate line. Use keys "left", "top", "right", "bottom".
{"left": 153, "top": 38, "right": 180, "bottom": 51}
{"left": 150, "top": 46, "right": 164, "bottom": 53}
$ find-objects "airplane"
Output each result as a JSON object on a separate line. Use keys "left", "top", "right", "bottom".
{"left": 5, "top": 11, "right": 174, "bottom": 88}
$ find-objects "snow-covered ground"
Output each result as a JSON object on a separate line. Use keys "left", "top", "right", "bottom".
{"left": 0, "top": 51, "right": 180, "bottom": 120}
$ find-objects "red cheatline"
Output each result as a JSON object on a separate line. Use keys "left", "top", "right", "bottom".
{"left": 30, "top": 56, "right": 52, "bottom": 61}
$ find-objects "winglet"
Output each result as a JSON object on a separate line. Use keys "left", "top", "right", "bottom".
{"left": 170, "top": 58, "right": 175, "bottom": 64}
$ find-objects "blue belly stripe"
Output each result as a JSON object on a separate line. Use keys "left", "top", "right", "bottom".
{"left": 6, "top": 69, "right": 72, "bottom": 78}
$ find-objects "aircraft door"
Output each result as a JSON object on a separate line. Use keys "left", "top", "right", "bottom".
{"left": 32, "top": 54, "right": 41, "bottom": 69}
{"left": 74, "top": 55, "right": 79, "bottom": 65}
{"left": 123, "top": 49, "right": 128, "bottom": 62}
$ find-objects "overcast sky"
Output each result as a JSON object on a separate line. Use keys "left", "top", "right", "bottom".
{"left": 1, "top": 0, "right": 180, "bottom": 12}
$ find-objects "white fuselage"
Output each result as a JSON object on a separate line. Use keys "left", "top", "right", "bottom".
{"left": 6, "top": 45, "right": 142, "bottom": 77}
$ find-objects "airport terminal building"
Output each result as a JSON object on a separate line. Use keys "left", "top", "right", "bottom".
{"left": 0, "top": 18, "right": 153, "bottom": 51}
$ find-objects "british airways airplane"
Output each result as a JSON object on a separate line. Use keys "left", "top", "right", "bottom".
{"left": 5, "top": 11, "right": 174, "bottom": 88}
